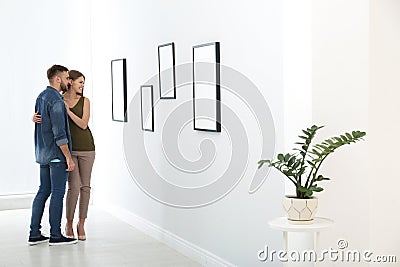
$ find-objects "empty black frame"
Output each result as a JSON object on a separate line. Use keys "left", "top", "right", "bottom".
{"left": 158, "top": 42, "right": 176, "bottom": 99}
{"left": 111, "top": 58, "right": 127, "bottom": 122}
{"left": 192, "top": 42, "right": 221, "bottom": 132}
{"left": 140, "top": 85, "right": 154, "bottom": 132}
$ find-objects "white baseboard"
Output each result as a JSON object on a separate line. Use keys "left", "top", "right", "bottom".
{"left": 0, "top": 193, "right": 35, "bottom": 211}
{"left": 97, "top": 203, "right": 235, "bottom": 267}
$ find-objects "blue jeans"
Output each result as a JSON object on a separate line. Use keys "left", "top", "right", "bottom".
{"left": 29, "top": 162, "right": 68, "bottom": 238}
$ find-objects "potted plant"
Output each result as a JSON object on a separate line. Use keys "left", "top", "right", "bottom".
{"left": 258, "top": 125, "right": 366, "bottom": 224}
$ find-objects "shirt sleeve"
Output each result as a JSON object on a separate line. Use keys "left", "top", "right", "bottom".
{"left": 49, "top": 99, "right": 69, "bottom": 146}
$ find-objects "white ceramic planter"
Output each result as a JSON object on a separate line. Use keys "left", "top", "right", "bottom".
{"left": 282, "top": 196, "right": 318, "bottom": 224}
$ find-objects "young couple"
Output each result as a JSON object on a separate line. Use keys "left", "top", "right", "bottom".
{"left": 28, "top": 64, "right": 95, "bottom": 246}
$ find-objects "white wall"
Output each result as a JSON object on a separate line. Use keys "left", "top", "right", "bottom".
{"left": 369, "top": 0, "right": 400, "bottom": 260}
{"left": 90, "top": 0, "right": 284, "bottom": 266}
{"left": 0, "top": 0, "right": 91, "bottom": 195}
{"left": 282, "top": 0, "right": 312, "bottom": 196}
{"left": 312, "top": 0, "right": 400, "bottom": 265}
{"left": 312, "top": 1, "right": 370, "bottom": 265}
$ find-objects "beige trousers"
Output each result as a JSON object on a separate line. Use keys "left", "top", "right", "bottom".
{"left": 66, "top": 151, "right": 95, "bottom": 220}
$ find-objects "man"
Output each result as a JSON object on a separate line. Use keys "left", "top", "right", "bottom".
{"left": 28, "top": 65, "right": 77, "bottom": 246}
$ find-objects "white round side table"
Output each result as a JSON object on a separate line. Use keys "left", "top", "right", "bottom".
{"left": 268, "top": 217, "right": 334, "bottom": 267}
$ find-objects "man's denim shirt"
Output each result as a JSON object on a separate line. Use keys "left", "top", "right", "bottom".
{"left": 34, "top": 86, "right": 72, "bottom": 164}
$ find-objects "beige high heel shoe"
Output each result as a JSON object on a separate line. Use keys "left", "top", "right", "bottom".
{"left": 65, "top": 225, "right": 75, "bottom": 239}
{"left": 77, "top": 224, "right": 86, "bottom": 241}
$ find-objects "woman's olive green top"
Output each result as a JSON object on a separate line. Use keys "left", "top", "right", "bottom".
{"left": 69, "top": 96, "right": 95, "bottom": 151}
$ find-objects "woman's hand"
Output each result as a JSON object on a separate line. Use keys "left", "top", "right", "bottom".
{"left": 32, "top": 111, "right": 41, "bottom": 123}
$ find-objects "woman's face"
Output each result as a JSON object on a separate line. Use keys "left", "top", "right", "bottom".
{"left": 70, "top": 76, "right": 85, "bottom": 94}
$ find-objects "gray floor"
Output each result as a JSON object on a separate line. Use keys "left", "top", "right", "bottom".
{"left": 0, "top": 206, "right": 201, "bottom": 267}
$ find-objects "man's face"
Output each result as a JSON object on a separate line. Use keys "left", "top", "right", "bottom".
{"left": 58, "top": 71, "right": 70, "bottom": 92}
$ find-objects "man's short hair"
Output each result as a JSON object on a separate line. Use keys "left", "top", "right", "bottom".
{"left": 47, "top": 64, "right": 69, "bottom": 80}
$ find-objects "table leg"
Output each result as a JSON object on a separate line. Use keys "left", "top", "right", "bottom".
{"left": 285, "top": 232, "right": 317, "bottom": 267}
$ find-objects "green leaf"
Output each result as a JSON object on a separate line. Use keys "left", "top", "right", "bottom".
{"left": 277, "top": 154, "right": 284, "bottom": 161}
{"left": 298, "top": 186, "right": 311, "bottom": 193}
{"left": 284, "top": 154, "right": 291, "bottom": 162}
{"left": 326, "top": 139, "right": 335, "bottom": 145}
{"left": 312, "top": 125, "right": 324, "bottom": 131}
{"left": 314, "top": 146, "right": 323, "bottom": 151}
{"left": 258, "top": 160, "right": 270, "bottom": 169}
{"left": 293, "top": 161, "right": 301, "bottom": 169}
{"left": 315, "top": 175, "right": 330, "bottom": 181}
{"left": 307, "top": 160, "right": 316, "bottom": 168}
{"left": 316, "top": 144, "right": 329, "bottom": 150}
{"left": 299, "top": 182, "right": 317, "bottom": 197}
{"left": 352, "top": 131, "right": 366, "bottom": 139}
{"left": 310, "top": 186, "right": 324, "bottom": 192}
{"left": 333, "top": 137, "right": 342, "bottom": 142}
{"left": 305, "top": 191, "right": 313, "bottom": 197}
{"left": 288, "top": 156, "right": 296, "bottom": 166}
{"left": 311, "top": 149, "right": 321, "bottom": 156}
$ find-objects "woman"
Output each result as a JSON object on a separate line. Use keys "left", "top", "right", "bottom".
{"left": 33, "top": 70, "right": 95, "bottom": 241}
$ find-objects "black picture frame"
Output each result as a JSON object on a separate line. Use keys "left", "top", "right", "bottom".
{"left": 158, "top": 42, "right": 176, "bottom": 99}
{"left": 192, "top": 42, "right": 221, "bottom": 132}
{"left": 140, "top": 85, "right": 154, "bottom": 132}
{"left": 111, "top": 58, "right": 127, "bottom": 122}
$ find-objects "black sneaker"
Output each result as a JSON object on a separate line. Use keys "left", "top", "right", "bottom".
{"left": 28, "top": 235, "right": 50, "bottom": 245}
{"left": 49, "top": 235, "right": 78, "bottom": 246}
